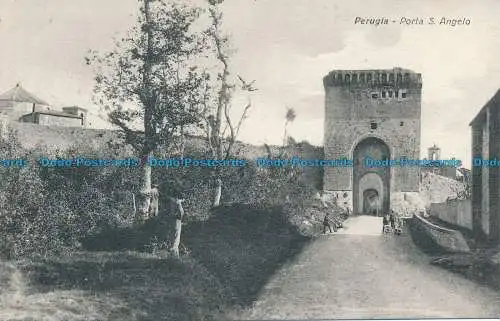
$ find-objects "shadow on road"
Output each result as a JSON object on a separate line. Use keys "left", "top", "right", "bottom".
{"left": 183, "top": 203, "right": 312, "bottom": 308}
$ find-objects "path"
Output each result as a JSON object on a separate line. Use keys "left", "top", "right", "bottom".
{"left": 237, "top": 216, "right": 500, "bottom": 320}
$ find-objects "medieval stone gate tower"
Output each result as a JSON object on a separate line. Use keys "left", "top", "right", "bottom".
{"left": 323, "top": 67, "right": 422, "bottom": 215}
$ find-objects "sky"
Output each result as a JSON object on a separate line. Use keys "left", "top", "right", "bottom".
{"left": 1, "top": 0, "right": 500, "bottom": 168}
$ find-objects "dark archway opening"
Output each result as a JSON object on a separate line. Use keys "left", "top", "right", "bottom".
{"left": 363, "top": 189, "right": 380, "bottom": 216}
{"left": 353, "top": 137, "right": 391, "bottom": 215}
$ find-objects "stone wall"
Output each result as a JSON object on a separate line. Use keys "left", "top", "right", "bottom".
{"left": 430, "top": 199, "right": 472, "bottom": 231}
{"left": 409, "top": 214, "right": 470, "bottom": 254}
{"left": 38, "top": 114, "right": 82, "bottom": 127}
{"left": 470, "top": 88, "right": 500, "bottom": 243}
{"left": 6, "top": 102, "right": 51, "bottom": 121}
{"left": 323, "top": 68, "right": 422, "bottom": 211}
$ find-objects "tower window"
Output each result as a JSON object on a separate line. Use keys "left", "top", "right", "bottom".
{"left": 370, "top": 122, "right": 377, "bottom": 130}
{"left": 381, "top": 91, "right": 386, "bottom": 98}
{"left": 395, "top": 90, "right": 399, "bottom": 98}
{"left": 388, "top": 90, "right": 393, "bottom": 98}
{"left": 371, "top": 92, "right": 378, "bottom": 99}
{"left": 401, "top": 92, "right": 407, "bottom": 98}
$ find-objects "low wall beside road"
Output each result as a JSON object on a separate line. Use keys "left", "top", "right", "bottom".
{"left": 430, "top": 199, "right": 472, "bottom": 231}
{"left": 409, "top": 214, "right": 470, "bottom": 254}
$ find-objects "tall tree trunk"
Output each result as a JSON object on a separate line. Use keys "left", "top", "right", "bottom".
{"left": 136, "top": 151, "right": 153, "bottom": 224}
{"left": 136, "top": 0, "right": 154, "bottom": 225}
{"left": 170, "top": 198, "right": 185, "bottom": 257}
{"left": 283, "top": 120, "right": 289, "bottom": 147}
{"left": 179, "top": 125, "right": 185, "bottom": 158}
{"left": 212, "top": 177, "right": 222, "bottom": 207}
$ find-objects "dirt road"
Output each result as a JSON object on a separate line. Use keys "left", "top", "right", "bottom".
{"left": 238, "top": 216, "right": 500, "bottom": 319}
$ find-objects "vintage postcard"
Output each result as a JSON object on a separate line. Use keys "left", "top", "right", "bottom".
{"left": 0, "top": 0, "right": 499, "bottom": 320}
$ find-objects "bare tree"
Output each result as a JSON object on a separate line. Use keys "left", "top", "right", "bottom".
{"left": 204, "top": 0, "right": 257, "bottom": 207}
{"left": 87, "top": 0, "right": 209, "bottom": 224}
{"left": 283, "top": 107, "right": 296, "bottom": 147}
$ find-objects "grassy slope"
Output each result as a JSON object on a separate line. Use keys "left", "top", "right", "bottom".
{"left": 1, "top": 253, "right": 227, "bottom": 321}
{"left": 0, "top": 205, "right": 316, "bottom": 320}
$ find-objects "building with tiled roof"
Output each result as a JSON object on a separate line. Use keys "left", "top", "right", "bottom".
{"left": 0, "top": 83, "right": 87, "bottom": 127}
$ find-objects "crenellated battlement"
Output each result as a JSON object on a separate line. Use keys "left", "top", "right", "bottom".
{"left": 323, "top": 67, "right": 422, "bottom": 88}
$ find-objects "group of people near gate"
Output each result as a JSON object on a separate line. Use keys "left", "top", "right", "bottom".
{"left": 382, "top": 210, "right": 402, "bottom": 235}
{"left": 316, "top": 191, "right": 403, "bottom": 235}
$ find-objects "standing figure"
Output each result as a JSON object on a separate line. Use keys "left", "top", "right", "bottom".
{"left": 148, "top": 184, "right": 159, "bottom": 218}
{"left": 389, "top": 210, "right": 396, "bottom": 230}
{"left": 323, "top": 212, "right": 335, "bottom": 234}
{"left": 391, "top": 210, "right": 402, "bottom": 235}
{"left": 382, "top": 213, "right": 391, "bottom": 233}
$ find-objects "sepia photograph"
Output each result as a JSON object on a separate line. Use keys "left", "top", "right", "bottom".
{"left": 0, "top": 0, "right": 500, "bottom": 320}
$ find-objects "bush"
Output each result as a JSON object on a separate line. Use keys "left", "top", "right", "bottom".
{"left": 0, "top": 128, "right": 142, "bottom": 259}
{"left": 0, "top": 124, "right": 320, "bottom": 259}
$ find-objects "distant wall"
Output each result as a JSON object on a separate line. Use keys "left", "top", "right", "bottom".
{"left": 38, "top": 114, "right": 82, "bottom": 127}
{"left": 4, "top": 121, "right": 323, "bottom": 188}
{"left": 419, "top": 171, "right": 466, "bottom": 206}
{"left": 430, "top": 199, "right": 472, "bottom": 231}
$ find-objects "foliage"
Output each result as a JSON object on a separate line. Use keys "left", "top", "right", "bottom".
{"left": 0, "top": 128, "right": 141, "bottom": 259}
{"left": 87, "top": 0, "right": 209, "bottom": 154}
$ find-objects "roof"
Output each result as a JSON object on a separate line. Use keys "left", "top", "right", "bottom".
{"left": 22, "top": 110, "right": 82, "bottom": 119}
{"left": 470, "top": 88, "right": 500, "bottom": 126}
{"left": 63, "top": 106, "right": 88, "bottom": 112}
{"left": 0, "top": 83, "right": 49, "bottom": 105}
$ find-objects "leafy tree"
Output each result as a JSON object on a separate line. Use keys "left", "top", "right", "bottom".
{"left": 87, "top": 0, "right": 210, "bottom": 223}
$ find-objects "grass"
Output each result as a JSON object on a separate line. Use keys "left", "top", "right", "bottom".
{"left": 2, "top": 252, "right": 228, "bottom": 321}
{"left": 0, "top": 202, "right": 334, "bottom": 320}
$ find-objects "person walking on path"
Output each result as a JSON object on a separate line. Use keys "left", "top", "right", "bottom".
{"left": 382, "top": 213, "right": 391, "bottom": 233}
{"left": 389, "top": 210, "right": 396, "bottom": 230}
{"left": 323, "top": 212, "right": 335, "bottom": 234}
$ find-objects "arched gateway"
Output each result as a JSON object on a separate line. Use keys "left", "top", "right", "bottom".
{"left": 322, "top": 67, "right": 422, "bottom": 214}
{"left": 353, "top": 137, "right": 390, "bottom": 215}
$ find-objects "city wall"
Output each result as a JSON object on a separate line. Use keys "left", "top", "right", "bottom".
{"left": 430, "top": 199, "right": 472, "bottom": 231}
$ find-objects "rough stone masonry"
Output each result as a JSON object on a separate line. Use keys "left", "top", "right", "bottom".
{"left": 323, "top": 67, "right": 422, "bottom": 215}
